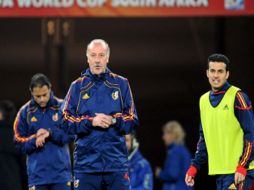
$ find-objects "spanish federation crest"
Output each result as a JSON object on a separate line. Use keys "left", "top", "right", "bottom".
{"left": 52, "top": 113, "right": 59, "bottom": 122}
{"left": 74, "top": 179, "right": 80, "bottom": 188}
{"left": 112, "top": 91, "right": 119, "bottom": 100}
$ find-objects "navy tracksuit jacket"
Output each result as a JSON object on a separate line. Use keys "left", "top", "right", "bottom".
{"left": 13, "top": 94, "right": 72, "bottom": 186}
{"left": 61, "top": 68, "right": 139, "bottom": 174}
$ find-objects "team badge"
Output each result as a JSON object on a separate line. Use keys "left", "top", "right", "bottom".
{"left": 31, "top": 116, "right": 37, "bottom": 122}
{"left": 52, "top": 113, "right": 59, "bottom": 121}
{"left": 82, "top": 93, "right": 90, "bottom": 100}
{"left": 74, "top": 179, "right": 80, "bottom": 188}
{"left": 29, "top": 186, "right": 36, "bottom": 190}
{"left": 228, "top": 183, "right": 237, "bottom": 189}
{"left": 112, "top": 91, "right": 119, "bottom": 100}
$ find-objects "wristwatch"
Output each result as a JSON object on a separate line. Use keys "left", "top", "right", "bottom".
{"left": 112, "top": 118, "right": 116, "bottom": 124}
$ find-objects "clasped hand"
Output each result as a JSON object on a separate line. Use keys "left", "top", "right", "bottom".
{"left": 92, "top": 113, "right": 113, "bottom": 128}
{"left": 36, "top": 128, "right": 50, "bottom": 148}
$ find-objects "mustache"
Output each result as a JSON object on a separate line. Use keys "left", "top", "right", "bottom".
{"left": 94, "top": 62, "right": 101, "bottom": 66}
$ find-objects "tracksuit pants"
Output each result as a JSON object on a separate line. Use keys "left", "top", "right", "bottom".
{"left": 216, "top": 170, "right": 254, "bottom": 190}
{"left": 74, "top": 172, "right": 130, "bottom": 190}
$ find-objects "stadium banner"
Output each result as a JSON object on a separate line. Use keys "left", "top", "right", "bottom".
{"left": 0, "top": 0, "right": 253, "bottom": 17}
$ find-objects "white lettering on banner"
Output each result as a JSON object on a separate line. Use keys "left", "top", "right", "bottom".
{"left": 159, "top": 0, "right": 208, "bottom": 7}
{"left": 17, "top": 0, "right": 74, "bottom": 7}
{"left": 17, "top": 0, "right": 31, "bottom": 7}
{"left": 1, "top": 0, "right": 209, "bottom": 9}
{"left": 111, "top": 0, "right": 156, "bottom": 7}
{"left": 76, "top": 0, "right": 106, "bottom": 7}
{"left": 0, "top": 0, "right": 14, "bottom": 7}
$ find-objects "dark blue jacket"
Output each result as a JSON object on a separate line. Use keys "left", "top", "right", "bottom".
{"left": 159, "top": 144, "right": 193, "bottom": 190}
{"left": 129, "top": 147, "right": 153, "bottom": 190}
{"left": 14, "top": 94, "right": 72, "bottom": 186}
{"left": 61, "top": 68, "right": 139, "bottom": 173}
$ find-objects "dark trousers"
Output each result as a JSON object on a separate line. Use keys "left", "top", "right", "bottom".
{"left": 216, "top": 170, "right": 254, "bottom": 190}
{"left": 74, "top": 172, "right": 130, "bottom": 190}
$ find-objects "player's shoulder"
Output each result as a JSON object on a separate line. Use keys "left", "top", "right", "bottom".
{"left": 234, "top": 87, "right": 248, "bottom": 98}
{"left": 236, "top": 91, "right": 249, "bottom": 99}
{"left": 235, "top": 88, "right": 252, "bottom": 108}
{"left": 230, "top": 85, "right": 241, "bottom": 91}
{"left": 70, "top": 75, "right": 91, "bottom": 91}
{"left": 72, "top": 75, "right": 89, "bottom": 85}
{"left": 108, "top": 72, "right": 128, "bottom": 84}
{"left": 109, "top": 72, "right": 127, "bottom": 79}
{"left": 54, "top": 96, "right": 63, "bottom": 103}
{"left": 230, "top": 85, "right": 250, "bottom": 101}
{"left": 19, "top": 100, "right": 35, "bottom": 115}
{"left": 52, "top": 96, "right": 63, "bottom": 107}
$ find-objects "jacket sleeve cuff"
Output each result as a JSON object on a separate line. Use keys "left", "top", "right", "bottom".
{"left": 86, "top": 119, "right": 94, "bottom": 128}
{"left": 114, "top": 117, "right": 123, "bottom": 128}
{"left": 236, "top": 165, "right": 247, "bottom": 176}
{"left": 26, "top": 138, "right": 37, "bottom": 155}
{"left": 187, "top": 165, "right": 198, "bottom": 178}
{"left": 75, "top": 119, "right": 94, "bottom": 134}
{"left": 30, "top": 137, "right": 37, "bottom": 147}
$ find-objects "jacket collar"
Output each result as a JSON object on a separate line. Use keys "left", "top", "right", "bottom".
{"left": 211, "top": 82, "right": 231, "bottom": 95}
{"left": 128, "top": 146, "right": 141, "bottom": 162}
{"left": 128, "top": 140, "right": 140, "bottom": 160}
{"left": 81, "top": 68, "right": 111, "bottom": 82}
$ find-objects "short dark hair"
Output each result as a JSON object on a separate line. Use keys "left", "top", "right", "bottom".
{"left": 208, "top": 53, "right": 230, "bottom": 71}
{"left": 0, "top": 100, "right": 16, "bottom": 123}
{"left": 30, "top": 73, "right": 51, "bottom": 91}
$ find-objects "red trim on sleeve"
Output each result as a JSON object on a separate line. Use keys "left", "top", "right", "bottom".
{"left": 13, "top": 112, "right": 36, "bottom": 143}
{"left": 63, "top": 112, "right": 93, "bottom": 123}
{"left": 236, "top": 92, "right": 248, "bottom": 109}
{"left": 239, "top": 141, "right": 253, "bottom": 167}
{"left": 235, "top": 105, "right": 252, "bottom": 110}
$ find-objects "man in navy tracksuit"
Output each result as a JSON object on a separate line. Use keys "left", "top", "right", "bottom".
{"left": 61, "top": 39, "right": 139, "bottom": 190}
{"left": 125, "top": 133, "right": 153, "bottom": 190}
{"left": 14, "top": 73, "right": 72, "bottom": 190}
